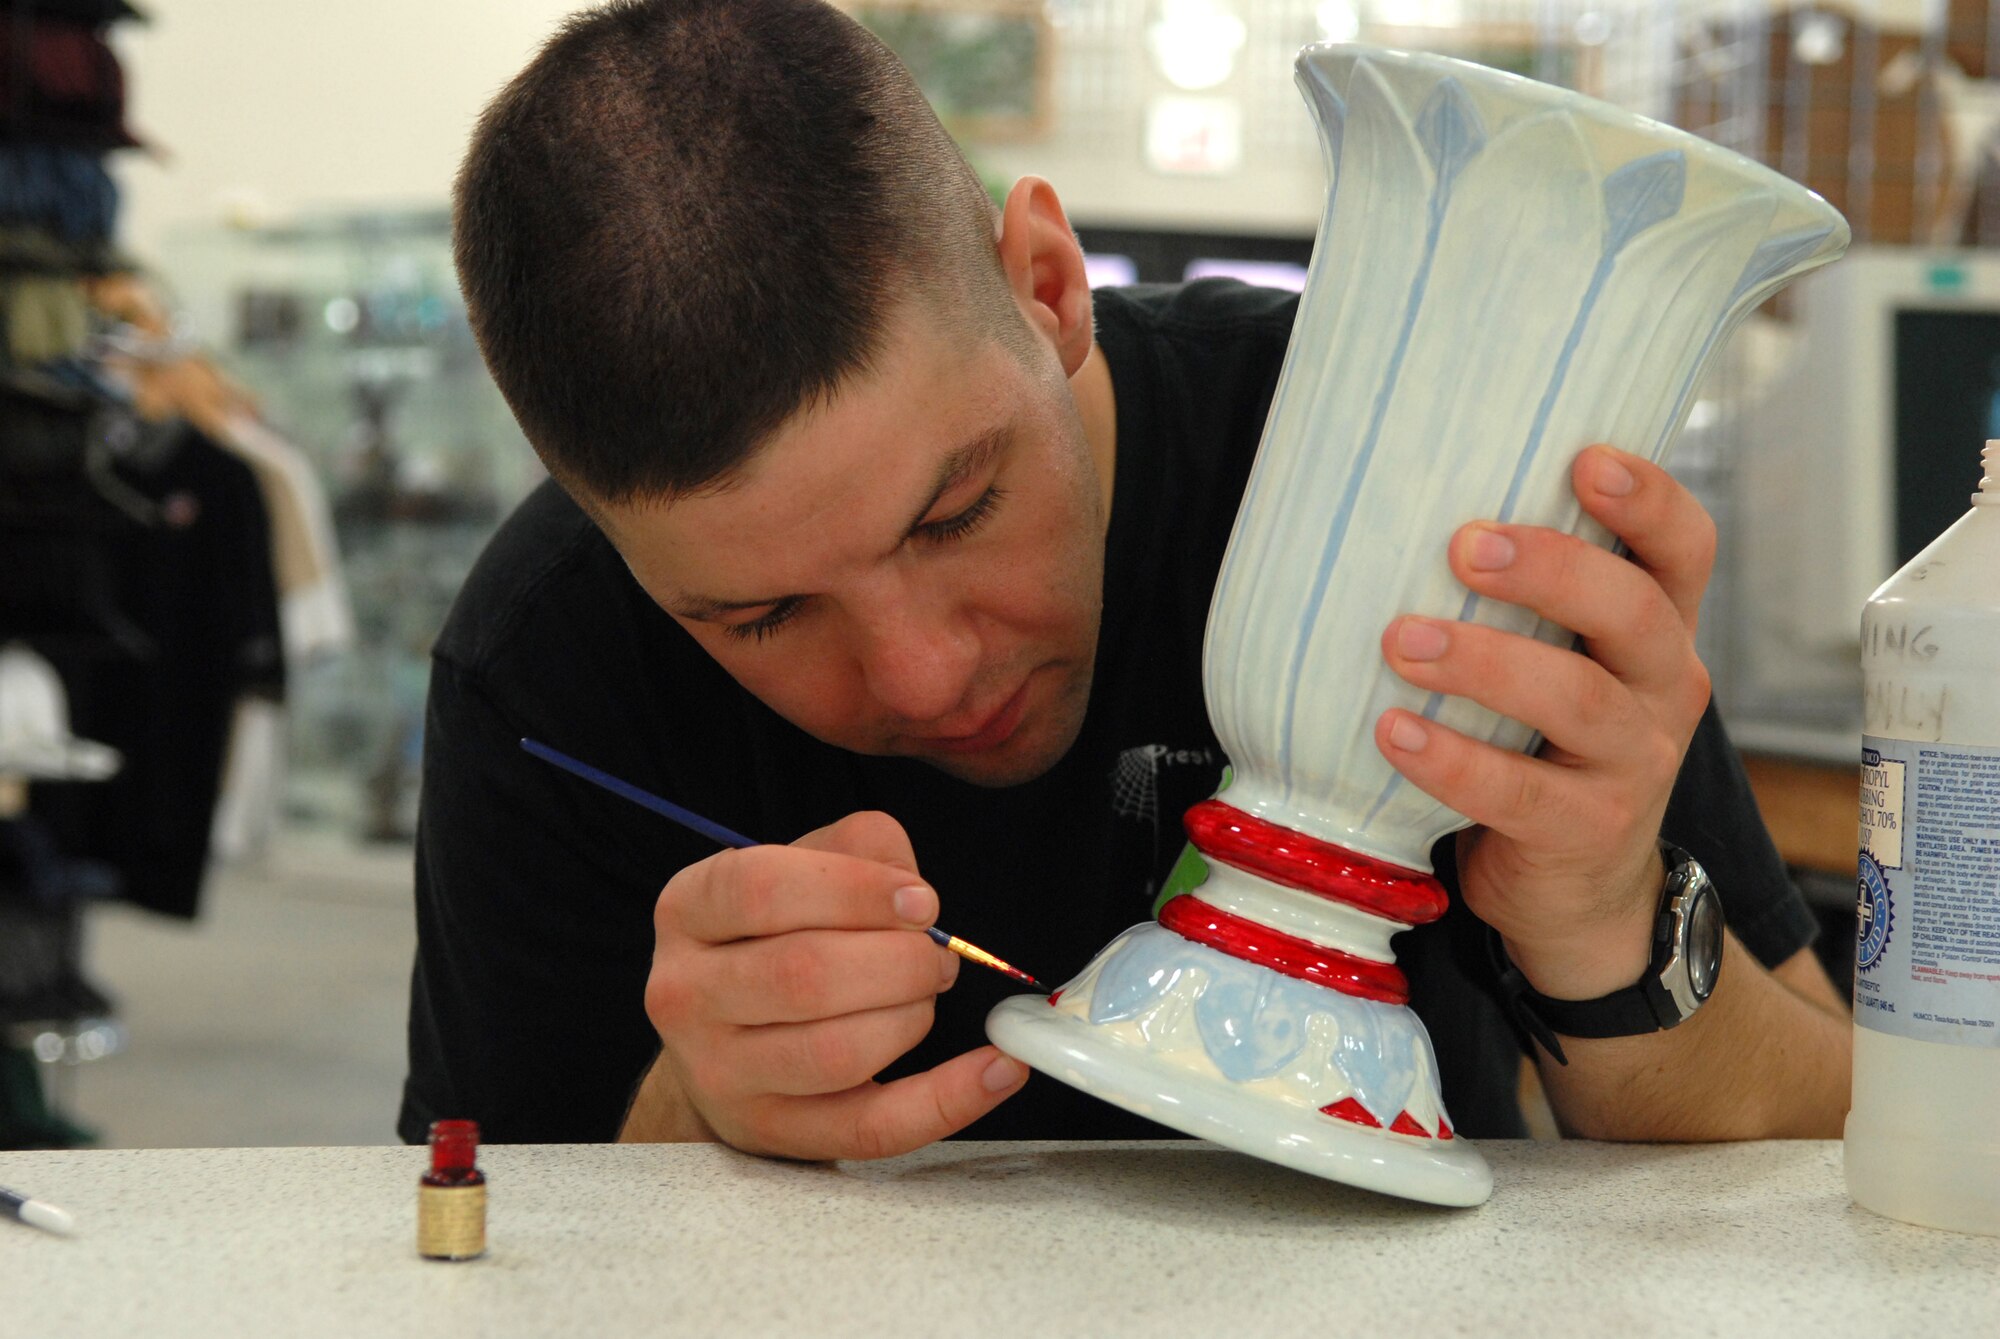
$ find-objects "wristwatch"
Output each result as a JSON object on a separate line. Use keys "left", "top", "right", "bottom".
{"left": 1490, "top": 842, "right": 1725, "bottom": 1066}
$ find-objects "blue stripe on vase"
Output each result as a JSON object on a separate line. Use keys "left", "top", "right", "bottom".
{"left": 1361, "top": 150, "right": 1687, "bottom": 828}
{"left": 1492, "top": 151, "right": 1685, "bottom": 527}
{"left": 1272, "top": 74, "right": 1486, "bottom": 797}
{"left": 1395, "top": 230, "right": 1833, "bottom": 819}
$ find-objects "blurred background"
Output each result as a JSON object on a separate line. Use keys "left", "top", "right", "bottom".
{"left": 2, "top": 0, "right": 1988, "bottom": 1148}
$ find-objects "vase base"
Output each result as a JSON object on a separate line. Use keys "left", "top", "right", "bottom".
{"left": 987, "top": 994, "right": 1493, "bottom": 1207}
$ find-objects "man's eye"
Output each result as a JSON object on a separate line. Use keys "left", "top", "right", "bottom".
{"left": 918, "top": 486, "right": 1006, "bottom": 542}
{"left": 721, "top": 598, "right": 804, "bottom": 643}
{"left": 716, "top": 487, "right": 1005, "bottom": 644}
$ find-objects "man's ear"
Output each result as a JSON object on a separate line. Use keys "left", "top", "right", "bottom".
{"left": 996, "top": 176, "right": 1093, "bottom": 377}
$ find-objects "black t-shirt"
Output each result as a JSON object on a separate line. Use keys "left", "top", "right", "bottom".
{"left": 36, "top": 424, "right": 285, "bottom": 921}
{"left": 400, "top": 280, "right": 1818, "bottom": 1146}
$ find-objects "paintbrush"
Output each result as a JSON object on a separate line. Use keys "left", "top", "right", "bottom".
{"left": 519, "top": 737, "right": 1041, "bottom": 989}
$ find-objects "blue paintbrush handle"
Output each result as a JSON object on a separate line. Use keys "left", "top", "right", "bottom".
{"left": 519, "top": 737, "right": 758, "bottom": 849}
{"left": 519, "top": 737, "right": 955, "bottom": 952}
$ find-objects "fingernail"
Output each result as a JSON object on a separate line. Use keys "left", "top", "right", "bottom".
{"left": 982, "top": 1055, "right": 1027, "bottom": 1092}
{"left": 1387, "top": 715, "right": 1428, "bottom": 753}
{"left": 1396, "top": 619, "right": 1448, "bottom": 661}
{"left": 894, "top": 884, "right": 937, "bottom": 926}
{"left": 939, "top": 950, "right": 960, "bottom": 989}
{"left": 1467, "top": 528, "right": 1515, "bottom": 571}
{"left": 1594, "top": 454, "right": 1635, "bottom": 497}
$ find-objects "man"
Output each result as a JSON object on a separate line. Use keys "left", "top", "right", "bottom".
{"left": 401, "top": 0, "right": 1852, "bottom": 1158}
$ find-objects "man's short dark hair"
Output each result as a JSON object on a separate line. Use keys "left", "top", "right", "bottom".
{"left": 454, "top": 0, "right": 1024, "bottom": 503}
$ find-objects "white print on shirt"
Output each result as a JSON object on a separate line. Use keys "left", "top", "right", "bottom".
{"left": 1109, "top": 742, "right": 1224, "bottom": 904}
{"left": 1110, "top": 744, "right": 1219, "bottom": 825}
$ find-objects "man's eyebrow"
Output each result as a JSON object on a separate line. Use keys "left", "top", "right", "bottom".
{"left": 663, "top": 425, "right": 1014, "bottom": 621}
{"left": 664, "top": 590, "right": 786, "bottom": 620}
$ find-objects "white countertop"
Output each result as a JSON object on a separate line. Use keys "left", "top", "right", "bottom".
{"left": 3, "top": 1140, "right": 1995, "bottom": 1337}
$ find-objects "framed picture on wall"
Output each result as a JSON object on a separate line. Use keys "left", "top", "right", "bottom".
{"left": 842, "top": 0, "right": 1055, "bottom": 141}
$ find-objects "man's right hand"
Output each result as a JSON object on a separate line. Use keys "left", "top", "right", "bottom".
{"left": 619, "top": 810, "right": 1030, "bottom": 1158}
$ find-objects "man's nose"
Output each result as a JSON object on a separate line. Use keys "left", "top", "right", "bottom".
{"left": 855, "top": 595, "right": 981, "bottom": 726}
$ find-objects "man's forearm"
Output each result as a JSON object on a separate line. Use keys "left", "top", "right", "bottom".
{"left": 1534, "top": 930, "right": 1852, "bottom": 1141}
{"left": 617, "top": 1053, "right": 718, "bottom": 1143}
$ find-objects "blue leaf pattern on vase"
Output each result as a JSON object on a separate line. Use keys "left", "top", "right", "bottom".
{"left": 1367, "top": 150, "right": 1697, "bottom": 827}
{"left": 1198, "top": 44, "right": 1844, "bottom": 870}
{"left": 1089, "top": 927, "right": 1191, "bottom": 1023}
{"left": 1275, "top": 70, "right": 1489, "bottom": 792}
{"left": 1325, "top": 993, "right": 1412, "bottom": 1123}
{"left": 1729, "top": 224, "right": 1840, "bottom": 304}
{"left": 1495, "top": 148, "right": 1686, "bottom": 528}
{"left": 1085, "top": 924, "right": 1427, "bottom": 1120}
{"left": 1600, "top": 150, "right": 1688, "bottom": 253}
{"left": 1413, "top": 75, "right": 1485, "bottom": 184}
{"left": 1195, "top": 969, "right": 1309, "bottom": 1082}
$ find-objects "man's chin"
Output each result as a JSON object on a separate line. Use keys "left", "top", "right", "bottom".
{"left": 905, "top": 691, "right": 1089, "bottom": 788}
{"left": 917, "top": 743, "right": 1065, "bottom": 788}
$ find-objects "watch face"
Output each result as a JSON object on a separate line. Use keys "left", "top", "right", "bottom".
{"left": 1687, "top": 887, "right": 1724, "bottom": 1000}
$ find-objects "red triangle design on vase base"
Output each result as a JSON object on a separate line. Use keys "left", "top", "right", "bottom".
{"left": 1320, "top": 1097, "right": 1382, "bottom": 1128}
{"left": 1320, "top": 1097, "right": 1452, "bottom": 1140}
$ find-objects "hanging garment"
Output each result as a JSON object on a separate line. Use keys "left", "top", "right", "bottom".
{"left": 34, "top": 424, "right": 284, "bottom": 919}
{"left": 208, "top": 697, "right": 283, "bottom": 864}
{"left": 92, "top": 320, "right": 354, "bottom": 665}
{"left": 214, "top": 413, "right": 353, "bottom": 664}
{"left": 81, "top": 297, "right": 351, "bottom": 865}
{"left": 203, "top": 417, "right": 354, "bottom": 862}
{"left": 0, "top": 372, "right": 150, "bottom": 653}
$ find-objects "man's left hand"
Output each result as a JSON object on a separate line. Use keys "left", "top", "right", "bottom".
{"left": 1375, "top": 444, "right": 1716, "bottom": 1001}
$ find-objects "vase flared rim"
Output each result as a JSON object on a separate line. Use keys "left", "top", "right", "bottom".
{"left": 1298, "top": 41, "right": 1849, "bottom": 251}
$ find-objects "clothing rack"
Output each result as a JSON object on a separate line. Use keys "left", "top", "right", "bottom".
{"left": 0, "top": 0, "right": 354, "bottom": 1150}
{"left": 0, "top": 0, "right": 148, "bottom": 1151}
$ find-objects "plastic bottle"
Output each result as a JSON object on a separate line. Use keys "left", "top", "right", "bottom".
{"left": 1845, "top": 441, "right": 2000, "bottom": 1236}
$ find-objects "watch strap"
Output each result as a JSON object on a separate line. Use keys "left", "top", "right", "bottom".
{"left": 1487, "top": 843, "right": 1704, "bottom": 1067}
{"left": 1515, "top": 957, "right": 1675, "bottom": 1039}
{"left": 1487, "top": 930, "right": 1573, "bottom": 1066}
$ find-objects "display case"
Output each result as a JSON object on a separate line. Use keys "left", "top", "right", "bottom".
{"left": 161, "top": 211, "right": 543, "bottom": 840}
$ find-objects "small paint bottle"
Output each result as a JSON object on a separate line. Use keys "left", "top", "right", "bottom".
{"left": 417, "top": 1119, "right": 487, "bottom": 1260}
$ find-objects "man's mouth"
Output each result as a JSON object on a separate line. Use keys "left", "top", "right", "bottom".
{"left": 917, "top": 679, "right": 1032, "bottom": 755}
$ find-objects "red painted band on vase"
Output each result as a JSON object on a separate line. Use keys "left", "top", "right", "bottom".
{"left": 1156, "top": 894, "right": 1410, "bottom": 1006}
{"left": 1182, "top": 799, "right": 1448, "bottom": 925}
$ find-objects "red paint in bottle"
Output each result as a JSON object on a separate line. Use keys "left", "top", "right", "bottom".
{"left": 418, "top": 1119, "right": 487, "bottom": 1260}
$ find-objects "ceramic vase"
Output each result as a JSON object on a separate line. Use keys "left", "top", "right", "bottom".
{"left": 988, "top": 44, "right": 1847, "bottom": 1206}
